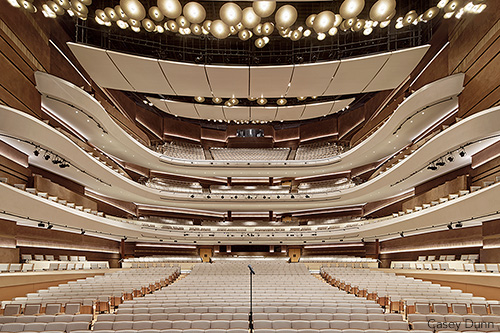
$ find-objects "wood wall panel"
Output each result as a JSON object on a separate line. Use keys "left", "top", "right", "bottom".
{"left": 300, "top": 118, "right": 337, "bottom": 142}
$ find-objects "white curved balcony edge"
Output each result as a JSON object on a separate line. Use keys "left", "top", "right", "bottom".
{"left": 35, "top": 72, "right": 465, "bottom": 178}
{"left": 0, "top": 180, "right": 498, "bottom": 244}
{"left": 1, "top": 105, "right": 500, "bottom": 211}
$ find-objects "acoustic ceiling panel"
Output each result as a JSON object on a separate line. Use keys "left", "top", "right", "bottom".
{"left": 287, "top": 61, "right": 340, "bottom": 97}
{"left": 275, "top": 105, "right": 306, "bottom": 121}
{"left": 67, "top": 43, "right": 133, "bottom": 91}
{"left": 165, "top": 100, "right": 200, "bottom": 119}
{"left": 159, "top": 60, "right": 212, "bottom": 97}
{"left": 223, "top": 106, "right": 250, "bottom": 120}
{"left": 249, "top": 65, "right": 294, "bottom": 98}
{"left": 250, "top": 106, "right": 278, "bottom": 121}
{"left": 107, "top": 51, "right": 175, "bottom": 95}
{"left": 330, "top": 98, "right": 355, "bottom": 114}
{"left": 324, "top": 52, "right": 391, "bottom": 96}
{"left": 300, "top": 101, "right": 335, "bottom": 120}
{"left": 206, "top": 65, "right": 249, "bottom": 98}
{"left": 364, "top": 45, "right": 430, "bottom": 92}
{"left": 195, "top": 104, "right": 225, "bottom": 120}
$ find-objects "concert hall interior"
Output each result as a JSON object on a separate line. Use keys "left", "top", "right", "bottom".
{"left": 1, "top": 0, "right": 500, "bottom": 332}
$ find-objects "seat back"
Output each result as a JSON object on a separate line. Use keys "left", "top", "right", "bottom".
{"left": 45, "top": 303, "right": 62, "bottom": 315}
{"left": 4, "top": 304, "right": 21, "bottom": 316}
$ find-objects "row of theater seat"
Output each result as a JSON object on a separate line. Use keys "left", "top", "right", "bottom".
{"left": 21, "top": 255, "right": 87, "bottom": 262}
{"left": 92, "top": 319, "right": 410, "bottom": 330}
{"left": 0, "top": 262, "right": 109, "bottom": 273}
{"left": 96, "top": 313, "right": 402, "bottom": 322}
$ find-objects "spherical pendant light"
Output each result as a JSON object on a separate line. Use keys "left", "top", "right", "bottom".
{"left": 262, "top": 22, "right": 274, "bottom": 35}
{"left": 71, "top": 0, "right": 88, "bottom": 15}
{"left": 423, "top": 7, "right": 439, "bottom": 20}
{"left": 120, "top": 0, "right": 146, "bottom": 21}
{"left": 128, "top": 18, "right": 141, "bottom": 27}
{"left": 328, "top": 27, "right": 338, "bottom": 36}
{"left": 253, "top": 23, "right": 263, "bottom": 35}
{"left": 176, "top": 15, "right": 189, "bottom": 28}
{"left": 210, "top": 19, "right": 230, "bottom": 39}
{"left": 21, "top": 0, "right": 37, "bottom": 13}
{"left": 445, "top": 0, "right": 462, "bottom": 13}
{"left": 242, "top": 7, "right": 260, "bottom": 28}
{"left": 255, "top": 37, "right": 266, "bottom": 48}
{"left": 313, "top": 10, "right": 335, "bottom": 33}
{"left": 191, "top": 23, "right": 202, "bottom": 35}
{"left": 369, "top": 0, "right": 396, "bottom": 22}
{"left": 252, "top": 1, "right": 276, "bottom": 18}
{"left": 339, "top": 0, "right": 365, "bottom": 19}
{"left": 334, "top": 14, "right": 343, "bottom": 27}
{"left": 158, "top": 0, "right": 181, "bottom": 19}
{"left": 166, "top": 19, "right": 178, "bottom": 32}
{"left": 95, "top": 9, "right": 109, "bottom": 21}
{"left": 47, "top": 1, "right": 65, "bottom": 15}
{"left": 306, "top": 14, "right": 316, "bottom": 28}
{"left": 220, "top": 2, "right": 242, "bottom": 26}
{"left": 149, "top": 6, "right": 164, "bottom": 21}
{"left": 403, "top": 10, "right": 417, "bottom": 26}
{"left": 105, "top": 7, "right": 119, "bottom": 20}
{"left": 344, "top": 17, "right": 356, "bottom": 28}
{"left": 142, "top": 18, "right": 155, "bottom": 32}
{"left": 202, "top": 20, "right": 212, "bottom": 31}
{"left": 290, "top": 29, "right": 302, "bottom": 41}
{"left": 114, "top": 5, "right": 129, "bottom": 20}
{"left": 56, "top": 0, "right": 70, "bottom": 10}
{"left": 275, "top": 5, "right": 297, "bottom": 28}
{"left": 352, "top": 18, "right": 365, "bottom": 31}
{"left": 183, "top": 2, "right": 205, "bottom": 23}
{"left": 238, "top": 29, "right": 252, "bottom": 40}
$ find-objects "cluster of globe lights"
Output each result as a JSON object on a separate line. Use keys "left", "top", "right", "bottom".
{"left": 8, "top": 0, "right": 487, "bottom": 47}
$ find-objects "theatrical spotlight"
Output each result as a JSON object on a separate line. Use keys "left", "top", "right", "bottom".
{"left": 456, "top": 221, "right": 463, "bottom": 228}
{"left": 400, "top": 232, "right": 405, "bottom": 238}
{"left": 59, "top": 162, "right": 69, "bottom": 168}
{"left": 80, "top": 229, "right": 85, "bottom": 235}
{"left": 436, "top": 159, "right": 446, "bottom": 167}
{"left": 447, "top": 154, "right": 455, "bottom": 163}
{"left": 459, "top": 147, "right": 466, "bottom": 157}
{"left": 37, "top": 222, "right": 45, "bottom": 228}
{"left": 44, "top": 153, "right": 51, "bottom": 160}
{"left": 47, "top": 223, "right": 53, "bottom": 229}
{"left": 33, "top": 148, "right": 40, "bottom": 156}
{"left": 447, "top": 223, "right": 453, "bottom": 230}
{"left": 52, "top": 157, "right": 62, "bottom": 165}
{"left": 427, "top": 163, "right": 438, "bottom": 171}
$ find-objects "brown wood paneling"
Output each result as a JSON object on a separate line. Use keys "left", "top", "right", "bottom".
{"left": 338, "top": 106, "right": 365, "bottom": 140}
{"left": 164, "top": 118, "right": 201, "bottom": 142}
{"left": 300, "top": 118, "right": 337, "bottom": 142}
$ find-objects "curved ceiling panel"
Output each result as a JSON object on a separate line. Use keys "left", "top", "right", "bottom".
{"left": 151, "top": 98, "right": 354, "bottom": 122}
{"left": 67, "top": 43, "right": 430, "bottom": 99}
{"left": 34, "top": 72, "right": 465, "bottom": 178}
{"left": 158, "top": 60, "right": 212, "bottom": 96}
{"left": 106, "top": 51, "right": 175, "bottom": 95}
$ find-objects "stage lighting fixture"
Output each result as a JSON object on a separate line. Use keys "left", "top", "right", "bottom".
{"left": 207, "top": 195, "right": 211, "bottom": 199}
{"left": 52, "top": 158, "right": 61, "bottom": 164}
{"left": 44, "top": 153, "right": 51, "bottom": 160}
{"left": 400, "top": 232, "right": 405, "bottom": 237}
{"left": 447, "top": 154, "right": 455, "bottom": 162}
{"left": 122, "top": 236, "right": 127, "bottom": 240}
{"left": 427, "top": 164, "right": 437, "bottom": 171}
{"left": 459, "top": 147, "right": 466, "bottom": 157}
{"left": 456, "top": 221, "right": 463, "bottom": 228}
{"left": 47, "top": 223, "right": 53, "bottom": 229}
{"left": 305, "top": 195, "right": 310, "bottom": 198}
{"left": 436, "top": 159, "right": 446, "bottom": 167}
{"left": 81, "top": 229, "right": 85, "bottom": 234}
{"left": 33, "top": 148, "right": 40, "bottom": 156}
{"left": 447, "top": 223, "right": 453, "bottom": 230}
{"left": 291, "top": 195, "right": 295, "bottom": 199}
{"left": 38, "top": 222, "right": 45, "bottom": 227}
{"left": 190, "top": 194, "right": 194, "bottom": 198}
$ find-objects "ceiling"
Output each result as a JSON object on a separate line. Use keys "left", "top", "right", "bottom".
{"left": 68, "top": 42, "right": 429, "bottom": 104}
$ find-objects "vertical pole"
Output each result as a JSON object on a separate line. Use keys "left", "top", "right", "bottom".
{"left": 249, "top": 270, "right": 253, "bottom": 331}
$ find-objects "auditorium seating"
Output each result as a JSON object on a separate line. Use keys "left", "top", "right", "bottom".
{"left": 0, "top": 267, "right": 180, "bottom": 316}
{"left": 144, "top": 178, "right": 203, "bottom": 194}
{"left": 321, "top": 267, "right": 499, "bottom": 315}
{"left": 155, "top": 141, "right": 205, "bottom": 160}
{"left": 297, "top": 178, "right": 354, "bottom": 194}
{"left": 295, "top": 141, "right": 347, "bottom": 160}
{"left": 0, "top": 260, "right": 108, "bottom": 273}
{"left": 210, "top": 148, "right": 290, "bottom": 161}
{"left": 96, "top": 260, "right": 417, "bottom": 333}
